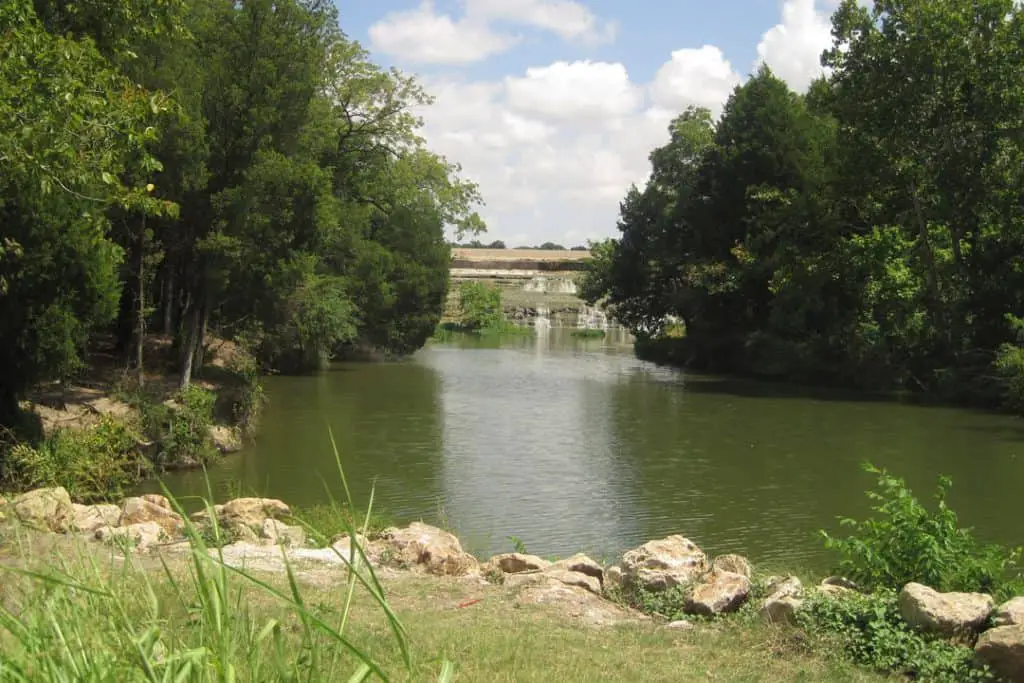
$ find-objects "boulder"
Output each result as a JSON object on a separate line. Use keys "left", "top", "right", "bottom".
{"left": 378, "top": 522, "right": 478, "bottom": 576}
{"left": 685, "top": 569, "right": 751, "bottom": 616}
{"left": 822, "top": 576, "right": 859, "bottom": 591}
{"left": 711, "top": 554, "right": 752, "bottom": 578}
{"left": 487, "top": 552, "right": 551, "bottom": 574}
{"left": 72, "top": 503, "right": 121, "bottom": 533}
{"left": 209, "top": 425, "right": 242, "bottom": 454}
{"left": 551, "top": 553, "right": 604, "bottom": 586}
{"left": 544, "top": 568, "right": 602, "bottom": 595}
{"left": 96, "top": 522, "right": 166, "bottom": 551}
{"left": 994, "top": 597, "right": 1024, "bottom": 628}
{"left": 512, "top": 576, "right": 640, "bottom": 627}
{"left": 975, "top": 625, "right": 1024, "bottom": 682}
{"left": 761, "top": 596, "right": 803, "bottom": 626}
{"left": 898, "top": 582, "right": 994, "bottom": 637}
{"left": 604, "top": 565, "right": 625, "bottom": 590}
{"left": 12, "top": 487, "right": 73, "bottom": 532}
{"left": 120, "top": 497, "right": 185, "bottom": 539}
{"left": 259, "top": 519, "right": 306, "bottom": 548}
{"left": 220, "top": 498, "right": 290, "bottom": 529}
{"left": 140, "top": 494, "right": 173, "bottom": 511}
{"left": 620, "top": 535, "right": 708, "bottom": 591}
{"left": 819, "top": 583, "right": 855, "bottom": 598}
{"left": 765, "top": 576, "right": 803, "bottom": 599}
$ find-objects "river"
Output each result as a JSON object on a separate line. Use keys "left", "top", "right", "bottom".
{"left": 154, "top": 328, "right": 1024, "bottom": 569}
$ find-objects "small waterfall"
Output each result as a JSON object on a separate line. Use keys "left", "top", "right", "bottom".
{"left": 534, "top": 305, "right": 551, "bottom": 329}
{"left": 577, "top": 303, "right": 608, "bottom": 330}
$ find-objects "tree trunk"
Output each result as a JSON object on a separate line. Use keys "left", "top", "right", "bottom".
{"left": 179, "top": 302, "right": 198, "bottom": 390}
{"left": 134, "top": 220, "right": 145, "bottom": 386}
{"left": 193, "top": 292, "right": 210, "bottom": 375}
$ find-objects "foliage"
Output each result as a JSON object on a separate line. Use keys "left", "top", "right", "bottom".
{"left": 457, "top": 282, "right": 505, "bottom": 331}
{"left": 796, "top": 591, "right": 992, "bottom": 682}
{"left": 583, "top": 0, "right": 1024, "bottom": 410}
{"left": 822, "top": 464, "right": 1022, "bottom": 597}
{"left": 0, "top": 417, "right": 151, "bottom": 502}
{"left": 223, "top": 342, "right": 265, "bottom": 434}
{"left": 507, "top": 535, "right": 529, "bottom": 554}
{"left": 138, "top": 385, "right": 217, "bottom": 468}
{"left": 612, "top": 583, "right": 691, "bottom": 622}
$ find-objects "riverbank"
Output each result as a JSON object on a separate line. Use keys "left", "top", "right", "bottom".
{"left": 0, "top": 334, "right": 262, "bottom": 502}
{"left": 1, "top": 485, "right": 1021, "bottom": 681}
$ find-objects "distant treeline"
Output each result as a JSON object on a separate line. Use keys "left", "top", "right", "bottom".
{"left": 451, "top": 240, "right": 588, "bottom": 251}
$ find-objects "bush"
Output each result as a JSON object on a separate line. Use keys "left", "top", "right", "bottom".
{"left": 1, "top": 416, "right": 151, "bottom": 502}
{"left": 822, "top": 463, "right": 1022, "bottom": 597}
{"left": 458, "top": 282, "right": 504, "bottom": 330}
{"left": 139, "top": 385, "right": 217, "bottom": 468}
{"left": 224, "top": 343, "right": 265, "bottom": 434}
{"left": 796, "top": 590, "right": 992, "bottom": 682}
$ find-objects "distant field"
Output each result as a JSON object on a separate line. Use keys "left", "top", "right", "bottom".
{"left": 452, "top": 248, "right": 590, "bottom": 261}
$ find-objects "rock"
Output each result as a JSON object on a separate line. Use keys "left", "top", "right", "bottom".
{"left": 711, "top": 554, "right": 752, "bottom": 578}
{"left": 685, "top": 569, "right": 751, "bottom": 616}
{"left": 667, "top": 619, "right": 695, "bottom": 631}
{"left": 96, "top": 522, "right": 166, "bottom": 551}
{"left": 209, "top": 425, "right": 242, "bottom": 454}
{"left": 620, "top": 535, "right": 708, "bottom": 591}
{"left": 378, "top": 522, "right": 479, "bottom": 576}
{"left": 976, "top": 625, "right": 1024, "bottom": 682}
{"left": 604, "top": 565, "right": 625, "bottom": 590}
{"left": 72, "top": 503, "right": 121, "bottom": 533}
{"left": 220, "top": 498, "right": 290, "bottom": 529}
{"left": 12, "top": 487, "right": 73, "bottom": 532}
{"left": 512, "top": 576, "right": 640, "bottom": 627}
{"left": 487, "top": 552, "right": 551, "bottom": 574}
{"left": 260, "top": 519, "right": 306, "bottom": 548}
{"left": 994, "top": 597, "right": 1024, "bottom": 628}
{"left": 898, "top": 582, "right": 994, "bottom": 637}
{"left": 120, "top": 497, "right": 185, "bottom": 539}
{"left": 761, "top": 596, "right": 804, "bottom": 626}
{"left": 819, "top": 583, "right": 855, "bottom": 598}
{"left": 141, "top": 494, "right": 173, "bottom": 511}
{"left": 766, "top": 576, "right": 803, "bottom": 599}
{"left": 551, "top": 553, "right": 604, "bottom": 584}
{"left": 822, "top": 576, "right": 859, "bottom": 591}
{"left": 544, "top": 568, "right": 602, "bottom": 595}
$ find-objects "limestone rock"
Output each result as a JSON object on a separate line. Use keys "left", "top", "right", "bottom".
{"left": 898, "top": 582, "right": 994, "bottom": 637}
{"left": 487, "top": 552, "right": 551, "bottom": 574}
{"left": 209, "top": 425, "right": 242, "bottom": 454}
{"left": 141, "top": 494, "right": 173, "bottom": 510}
{"left": 13, "top": 487, "right": 73, "bottom": 532}
{"left": 544, "top": 568, "right": 602, "bottom": 595}
{"left": 766, "top": 576, "right": 803, "bottom": 599}
{"left": 994, "top": 597, "right": 1024, "bottom": 628}
{"left": 711, "top": 554, "right": 752, "bottom": 578}
{"left": 120, "top": 497, "right": 184, "bottom": 539}
{"left": 604, "top": 565, "right": 625, "bottom": 590}
{"left": 512, "top": 576, "right": 640, "bottom": 627}
{"left": 667, "top": 619, "right": 695, "bottom": 630}
{"left": 552, "top": 553, "right": 604, "bottom": 584}
{"left": 819, "top": 583, "right": 855, "bottom": 598}
{"left": 620, "top": 535, "right": 707, "bottom": 591}
{"left": 378, "top": 522, "right": 478, "bottom": 576}
{"left": 96, "top": 521, "right": 166, "bottom": 551}
{"left": 72, "top": 503, "right": 121, "bottom": 533}
{"left": 822, "top": 576, "right": 859, "bottom": 591}
{"left": 975, "top": 625, "right": 1024, "bottom": 682}
{"left": 685, "top": 569, "right": 751, "bottom": 616}
{"left": 220, "top": 498, "right": 290, "bottom": 529}
{"left": 761, "top": 596, "right": 803, "bottom": 626}
{"left": 260, "top": 518, "right": 306, "bottom": 548}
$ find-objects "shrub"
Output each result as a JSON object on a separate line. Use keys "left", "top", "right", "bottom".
{"left": 796, "top": 590, "right": 992, "bottom": 682}
{"left": 994, "top": 341, "right": 1024, "bottom": 413}
{"left": 0, "top": 416, "right": 151, "bottom": 502}
{"left": 822, "top": 463, "right": 1022, "bottom": 597}
{"left": 224, "top": 342, "right": 265, "bottom": 434}
{"left": 458, "top": 282, "right": 504, "bottom": 330}
{"left": 139, "top": 385, "right": 218, "bottom": 468}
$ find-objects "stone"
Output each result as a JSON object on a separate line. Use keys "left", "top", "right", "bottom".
{"left": 220, "top": 498, "right": 290, "bottom": 529}
{"left": 994, "top": 597, "right": 1024, "bottom": 628}
{"left": 141, "top": 494, "right": 173, "bottom": 511}
{"left": 120, "top": 497, "right": 185, "bottom": 539}
{"left": 604, "top": 565, "right": 625, "bottom": 590}
{"left": 975, "top": 625, "right": 1024, "bottom": 682}
{"left": 12, "top": 487, "right": 73, "bottom": 532}
{"left": 96, "top": 522, "right": 166, "bottom": 551}
{"left": 260, "top": 518, "right": 306, "bottom": 548}
{"left": 818, "top": 583, "right": 855, "bottom": 598}
{"left": 620, "top": 535, "right": 708, "bottom": 591}
{"left": 761, "top": 596, "right": 804, "bottom": 626}
{"left": 711, "top": 554, "right": 752, "bottom": 578}
{"left": 685, "top": 569, "right": 751, "bottom": 616}
{"left": 766, "top": 576, "right": 803, "bottom": 599}
{"left": 544, "top": 568, "right": 602, "bottom": 595}
{"left": 667, "top": 619, "right": 695, "bottom": 631}
{"left": 209, "top": 425, "right": 242, "bottom": 454}
{"left": 512, "top": 576, "right": 640, "bottom": 627}
{"left": 551, "top": 553, "right": 604, "bottom": 584}
{"left": 898, "top": 582, "right": 994, "bottom": 637}
{"left": 378, "top": 522, "right": 479, "bottom": 576}
{"left": 487, "top": 552, "right": 551, "bottom": 574}
{"left": 72, "top": 503, "right": 121, "bottom": 533}
{"left": 822, "top": 576, "right": 859, "bottom": 591}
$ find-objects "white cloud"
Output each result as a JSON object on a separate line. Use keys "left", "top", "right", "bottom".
{"left": 755, "top": 0, "right": 834, "bottom": 92}
{"left": 369, "top": 0, "right": 614, "bottom": 65}
{"left": 368, "top": 2, "right": 517, "bottom": 65}
{"left": 649, "top": 46, "right": 743, "bottom": 117}
{"left": 505, "top": 61, "right": 642, "bottom": 122}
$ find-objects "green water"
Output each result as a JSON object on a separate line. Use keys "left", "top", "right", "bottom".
{"left": 151, "top": 327, "right": 1024, "bottom": 568}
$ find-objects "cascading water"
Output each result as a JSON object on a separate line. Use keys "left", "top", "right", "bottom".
{"left": 534, "top": 305, "right": 552, "bottom": 329}
{"left": 577, "top": 303, "right": 608, "bottom": 330}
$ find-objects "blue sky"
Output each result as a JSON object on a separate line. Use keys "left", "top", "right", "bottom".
{"left": 336, "top": 1, "right": 837, "bottom": 246}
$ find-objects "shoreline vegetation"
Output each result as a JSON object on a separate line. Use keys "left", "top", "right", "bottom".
{"left": 0, "top": 461, "right": 1021, "bottom": 681}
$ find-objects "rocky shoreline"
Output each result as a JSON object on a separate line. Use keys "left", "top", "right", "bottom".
{"left": 3, "top": 486, "right": 1023, "bottom": 681}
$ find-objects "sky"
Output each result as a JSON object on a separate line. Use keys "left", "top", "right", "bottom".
{"left": 338, "top": 0, "right": 840, "bottom": 247}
